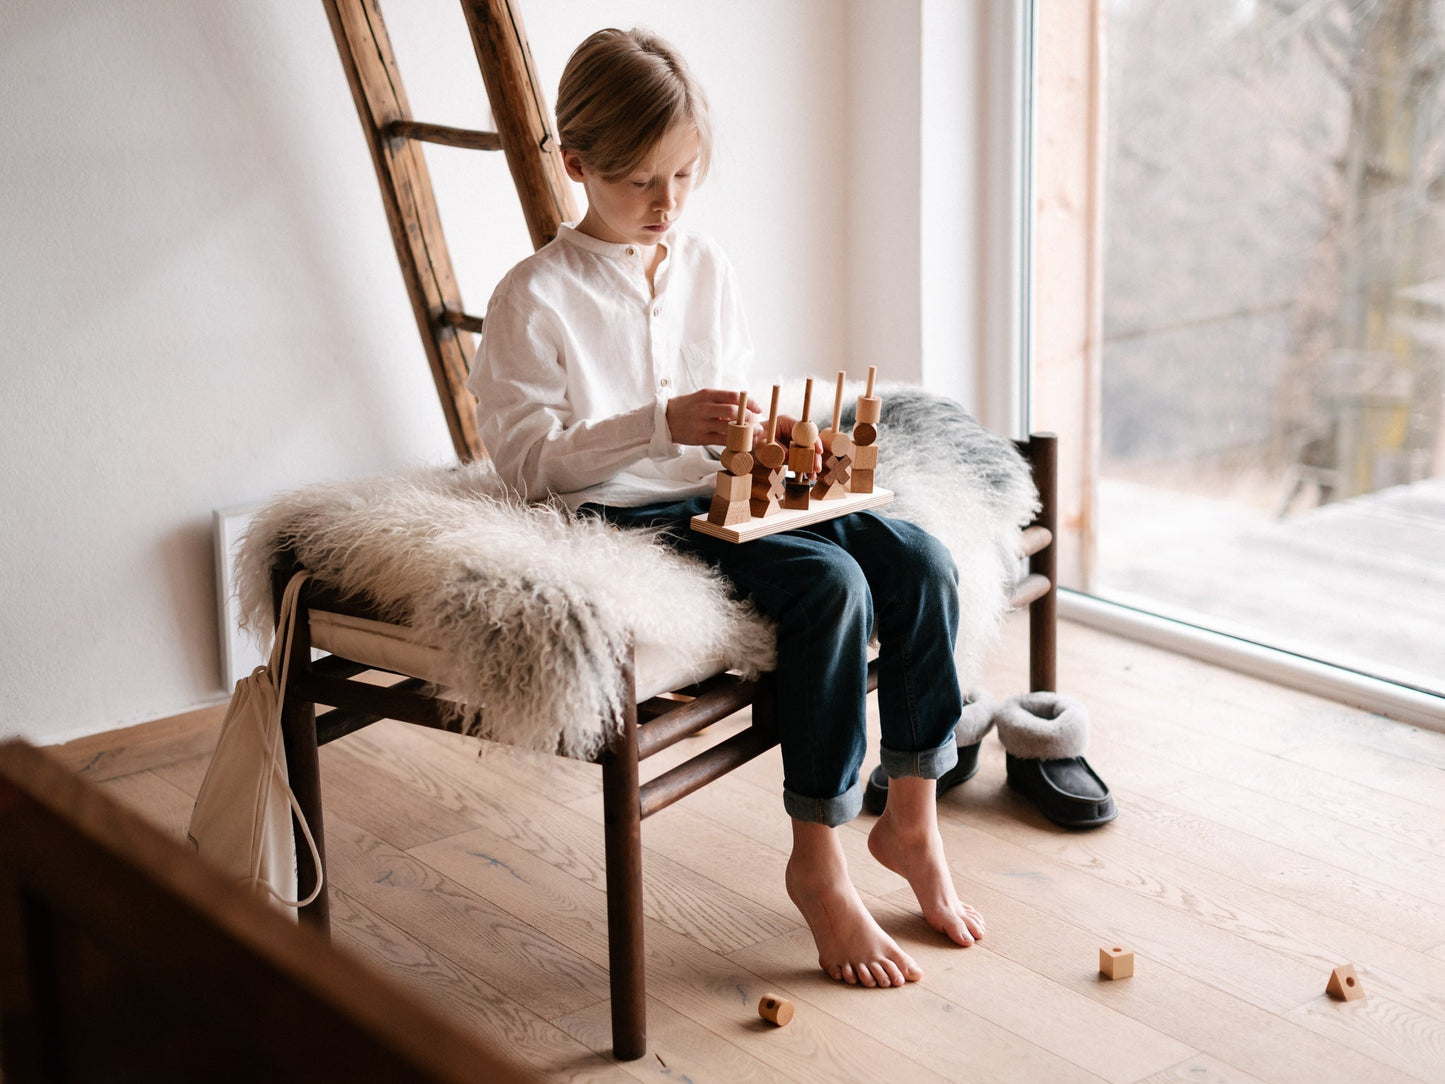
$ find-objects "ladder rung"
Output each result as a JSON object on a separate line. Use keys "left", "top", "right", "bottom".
{"left": 438, "top": 309, "right": 486, "bottom": 334}
{"left": 386, "top": 119, "right": 502, "bottom": 152}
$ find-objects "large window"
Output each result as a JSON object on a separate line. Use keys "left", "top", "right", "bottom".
{"left": 1039, "top": 0, "right": 1445, "bottom": 705}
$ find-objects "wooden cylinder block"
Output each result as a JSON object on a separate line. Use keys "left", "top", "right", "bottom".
{"left": 828, "top": 431, "right": 854, "bottom": 457}
{"left": 720, "top": 448, "right": 754, "bottom": 476}
{"left": 855, "top": 395, "right": 882, "bottom": 425}
{"left": 758, "top": 993, "right": 794, "bottom": 1027}
{"left": 853, "top": 422, "right": 878, "bottom": 447}
{"left": 726, "top": 421, "right": 753, "bottom": 453}
{"left": 755, "top": 441, "right": 787, "bottom": 470}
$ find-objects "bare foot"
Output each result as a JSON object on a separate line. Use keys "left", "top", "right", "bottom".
{"left": 786, "top": 821, "right": 923, "bottom": 987}
{"left": 868, "top": 776, "right": 985, "bottom": 947}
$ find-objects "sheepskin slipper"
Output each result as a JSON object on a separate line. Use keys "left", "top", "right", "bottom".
{"left": 994, "top": 691, "right": 1115, "bottom": 828}
{"left": 862, "top": 691, "right": 997, "bottom": 814}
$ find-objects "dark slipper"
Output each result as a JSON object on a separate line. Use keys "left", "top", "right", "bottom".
{"left": 862, "top": 739, "right": 982, "bottom": 815}
{"left": 1004, "top": 753, "right": 1117, "bottom": 828}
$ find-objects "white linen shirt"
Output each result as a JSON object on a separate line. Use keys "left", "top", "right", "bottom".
{"left": 468, "top": 224, "right": 754, "bottom": 509}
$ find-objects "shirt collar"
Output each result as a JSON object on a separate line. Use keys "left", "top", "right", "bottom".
{"left": 557, "top": 222, "right": 677, "bottom": 264}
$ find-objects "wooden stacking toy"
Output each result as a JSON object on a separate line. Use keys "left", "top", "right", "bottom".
{"left": 750, "top": 384, "right": 786, "bottom": 518}
{"left": 812, "top": 370, "right": 854, "bottom": 500}
{"left": 851, "top": 365, "right": 881, "bottom": 494}
{"left": 706, "top": 391, "right": 755, "bottom": 527}
{"left": 783, "top": 378, "right": 817, "bottom": 510}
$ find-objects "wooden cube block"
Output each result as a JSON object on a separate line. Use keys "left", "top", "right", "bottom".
{"left": 852, "top": 422, "right": 878, "bottom": 447}
{"left": 850, "top": 468, "right": 874, "bottom": 494}
{"left": 1099, "top": 946, "right": 1134, "bottom": 980}
{"left": 714, "top": 470, "right": 751, "bottom": 501}
{"left": 1326, "top": 964, "right": 1364, "bottom": 1001}
{"left": 758, "top": 993, "right": 794, "bottom": 1027}
{"left": 788, "top": 443, "right": 815, "bottom": 474}
{"left": 855, "top": 394, "right": 882, "bottom": 425}
{"left": 706, "top": 493, "right": 750, "bottom": 526}
{"left": 782, "top": 480, "right": 811, "bottom": 509}
{"left": 851, "top": 442, "right": 879, "bottom": 470}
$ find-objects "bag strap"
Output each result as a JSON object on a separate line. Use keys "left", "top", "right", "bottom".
{"left": 260, "top": 571, "right": 324, "bottom": 909}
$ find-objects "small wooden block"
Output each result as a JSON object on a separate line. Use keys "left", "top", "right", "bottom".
{"left": 782, "top": 480, "right": 811, "bottom": 509}
{"left": 851, "top": 442, "right": 879, "bottom": 470}
{"left": 812, "top": 478, "right": 847, "bottom": 500}
{"left": 758, "top": 993, "right": 794, "bottom": 1027}
{"left": 850, "top": 468, "right": 874, "bottom": 494}
{"left": 720, "top": 448, "right": 754, "bottom": 475}
{"left": 855, "top": 395, "right": 882, "bottom": 425}
{"left": 791, "top": 420, "right": 818, "bottom": 449}
{"left": 714, "top": 471, "right": 751, "bottom": 501}
{"left": 707, "top": 494, "right": 751, "bottom": 526}
{"left": 749, "top": 495, "right": 781, "bottom": 518}
{"left": 852, "top": 422, "right": 878, "bottom": 446}
{"left": 755, "top": 441, "right": 787, "bottom": 470}
{"left": 1326, "top": 964, "right": 1364, "bottom": 1001}
{"left": 788, "top": 443, "right": 815, "bottom": 474}
{"left": 725, "top": 421, "right": 754, "bottom": 453}
{"left": 1099, "top": 946, "right": 1134, "bottom": 980}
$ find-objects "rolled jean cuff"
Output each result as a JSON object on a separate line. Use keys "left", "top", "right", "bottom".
{"left": 880, "top": 733, "right": 959, "bottom": 781}
{"left": 784, "top": 779, "right": 864, "bottom": 827}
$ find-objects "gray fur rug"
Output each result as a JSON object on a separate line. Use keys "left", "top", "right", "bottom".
{"left": 236, "top": 386, "right": 1036, "bottom": 761}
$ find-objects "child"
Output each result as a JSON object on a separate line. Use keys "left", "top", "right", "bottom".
{"left": 468, "top": 27, "right": 984, "bottom": 987}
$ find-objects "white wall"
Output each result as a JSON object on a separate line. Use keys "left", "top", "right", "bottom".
{"left": 0, "top": 1, "right": 1005, "bottom": 745}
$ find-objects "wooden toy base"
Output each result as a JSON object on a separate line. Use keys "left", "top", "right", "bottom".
{"left": 691, "top": 487, "right": 893, "bottom": 543}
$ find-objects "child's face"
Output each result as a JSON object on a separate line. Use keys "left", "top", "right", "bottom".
{"left": 565, "top": 125, "right": 701, "bottom": 249}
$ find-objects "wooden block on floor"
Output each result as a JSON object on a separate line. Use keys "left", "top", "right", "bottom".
{"left": 1326, "top": 964, "right": 1364, "bottom": 1001}
{"left": 1099, "top": 945, "right": 1134, "bottom": 980}
{"left": 757, "top": 993, "right": 794, "bottom": 1027}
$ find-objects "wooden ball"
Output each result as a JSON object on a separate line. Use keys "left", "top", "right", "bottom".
{"left": 791, "top": 420, "right": 818, "bottom": 448}
{"left": 758, "top": 993, "right": 794, "bottom": 1027}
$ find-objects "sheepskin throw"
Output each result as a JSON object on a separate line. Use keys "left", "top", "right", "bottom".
{"left": 235, "top": 386, "right": 1037, "bottom": 761}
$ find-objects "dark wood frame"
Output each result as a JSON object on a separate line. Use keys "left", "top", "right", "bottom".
{"left": 270, "top": 434, "right": 1057, "bottom": 1062}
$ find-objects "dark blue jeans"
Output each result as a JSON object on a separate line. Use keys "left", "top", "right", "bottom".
{"left": 587, "top": 497, "right": 963, "bottom": 825}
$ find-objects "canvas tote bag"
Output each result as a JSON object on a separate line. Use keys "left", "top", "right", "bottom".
{"left": 188, "top": 570, "right": 322, "bottom": 909}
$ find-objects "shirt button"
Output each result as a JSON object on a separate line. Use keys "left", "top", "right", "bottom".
{"left": 660, "top": 377, "right": 671, "bottom": 388}
{"left": 626, "top": 247, "right": 636, "bottom": 256}
{"left": 652, "top": 305, "right": 662, "bottom": 317}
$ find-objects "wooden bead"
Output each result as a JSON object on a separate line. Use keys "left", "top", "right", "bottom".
{"left": 791, "top": 420, "right": 818, "bottom": 448}
{"left": 720, "top": 448, "right": 754, "bottom": 476}
{"left": 855, "top": 395, "right": 882, "bottom": 425}
{"left": 755, "top": 441, "right": 787, "bottom": 470}
{"left": 1099, "top": 945, "right": 1134, "bottom": 980}
{"left": 1326, "top": 964, "right": 1364, "bottom": 1001}
{"left": 852, "top": 422, "right": 878, "bottom": 446}
{"left": 758, "top": 993, "right": 794, "bottom": 1027}
{"left": 714, "top": 471, "right": 750, "bottom": 501}
{"left": 725, "top": 421, "right": 753, "bottom": 453}
{"left": 850, "top": 442, "right": 879, "bottom": 470}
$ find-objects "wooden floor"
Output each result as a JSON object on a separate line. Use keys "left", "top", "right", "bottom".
{"left": 54, "top": 614, "right": 1445, "bottom": 1083}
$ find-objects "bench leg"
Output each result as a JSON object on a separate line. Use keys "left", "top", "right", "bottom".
{"left": 601, "top": 667, "right": 645, "bottom": 1060}
{"left": 279, "top": 595, "right": 330, "bottom": 935}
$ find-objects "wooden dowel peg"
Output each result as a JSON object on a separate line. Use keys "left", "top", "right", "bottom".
{"left": 865, "top": 365, "right": 877, "bottom": 398}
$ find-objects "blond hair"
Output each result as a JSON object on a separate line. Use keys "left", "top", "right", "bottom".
{"left": 556, "top": 28, "right": 712, "bottom": 183}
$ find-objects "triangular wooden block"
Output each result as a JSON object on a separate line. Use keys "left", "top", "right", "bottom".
{"left": 1326, "top": 964, "right": 1364, "bottom": 1001}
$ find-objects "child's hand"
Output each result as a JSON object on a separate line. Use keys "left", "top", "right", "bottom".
{"left": 666, "top": 388, "right": 761, "bottom": 447}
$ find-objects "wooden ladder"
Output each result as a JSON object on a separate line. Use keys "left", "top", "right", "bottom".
{"left": 323, "top": 0, "right": 579, "bottom": 462}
